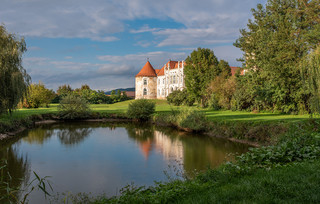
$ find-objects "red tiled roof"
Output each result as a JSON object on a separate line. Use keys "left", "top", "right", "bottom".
{"left": 166, "top": 61, "right": 179, "bottom": 69}
{"left": 136, "top": 61, "right": 157, "bottom": 77}
{"left": 155, "top": 69, "right": 161, "bottom": 74}
{"left": 157, "top": 66, "right": 165, "bottom": 76}
{"left": 230, "top": 67, "right": 245, "bottom": 76}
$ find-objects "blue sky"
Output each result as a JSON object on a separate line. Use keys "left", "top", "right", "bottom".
{"left": 1, "top": 0, "right": 267, "bottom": 91}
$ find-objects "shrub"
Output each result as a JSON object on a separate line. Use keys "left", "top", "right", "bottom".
{"left": 177, "top": 109, "right": 208, "bottom": 132}
{"left": 167, "top": 89, "right": 195, "bottom": 106}
{"left": 127, "top": 99, "right": 155, "bottom": 121}
{"left": 57, "top": 94, "right": 91, "bottom": 119}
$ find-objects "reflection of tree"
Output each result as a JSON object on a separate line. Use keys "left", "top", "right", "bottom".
{"left": 57, "top": 127, "right": 92, "bottom": 146}
{"left": 126, "top": 123, "right": 155, "bottom": 142}
{"left": 0, "top": 143, "right": 30, "bottom": 202}
{"left": 22, "top": 128, "right": 54, "bottom": 145}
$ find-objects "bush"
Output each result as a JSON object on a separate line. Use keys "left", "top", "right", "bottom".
{"left": 57, "top": 94, "right": 91, "bottom": 119}
{"left": 177, "top": 109, "right": 208, "bottom": 132}
{"left": 167, "top": 89, "right": 195, "bottom": 106}
{"left": 127, "top": 99, "right": 155, "bottom": 121}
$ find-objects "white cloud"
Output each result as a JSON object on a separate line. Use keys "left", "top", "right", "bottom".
{"left": 98, "top": 51, "right": 187, "bottom": 69}
{"left": 130, "top": 25, "right": 160, "bottom": 34}
{"left": 1, "top": 0, "right": 267, "bottom": 45}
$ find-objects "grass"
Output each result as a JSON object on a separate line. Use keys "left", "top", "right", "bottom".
{"left": 0, "top": 99, "right": 311, "bottom": 124}
{"left": 175, "top": 160, "right": 320, "bottom": 204}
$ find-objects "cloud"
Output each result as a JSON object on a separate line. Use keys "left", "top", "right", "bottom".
{"left": 91, "top": 36, "right": 119, "bottom": 42}
{"left": 130, "top": 25, "right": 160, "bottom": 34}
{"left": 98, "top": 51, "right": 187, "bottom": 69}
{"left": 1, "top": 0, "right": 267, "bottom": 46}
{"left": 212, "top": 45, "right": 243, "bottom": 66}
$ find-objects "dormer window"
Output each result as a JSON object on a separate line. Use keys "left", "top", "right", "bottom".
{"left": 143, "top": 78, "right": 147, "bottom": 85}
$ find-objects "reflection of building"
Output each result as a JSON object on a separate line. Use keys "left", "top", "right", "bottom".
{"left": 135, "top": 60, "right": 185, "bottom": 99}
{"left": 153, "top": 131, "right": 184, "bottom": 161}
{"left": 137, "top": 130, "right": 184, "bottom": 162}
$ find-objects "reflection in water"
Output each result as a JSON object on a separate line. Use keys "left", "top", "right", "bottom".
{"left": 0, "top": 122, "right": 249, "bottom": 203}
{"left": 0, "top": 141, "right": 30, "bottom": 203}
{"left": 57, "top": 127, "right": 92, "bottom": 146}
{"left": 22, "top": 123, "right": 93, "bottom": 147}
{"left": 126, "top": 124, "right": 246, "bottom": 177}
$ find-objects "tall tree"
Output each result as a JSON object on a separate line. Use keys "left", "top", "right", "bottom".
{"left": 184, "top": 48, "right": 219, "bottom": 107}
{"left": 218, "top": 60, "right": 231, "bottom": 77}
{"left": 0, "top": 25, "right": 30, "bottom": 114}
{"left": 234, "top": 0, "right": 320, "bottom": 113}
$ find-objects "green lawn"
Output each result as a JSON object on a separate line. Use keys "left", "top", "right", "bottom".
{"left": 175, "top": 160, "right": 320, "bottom": 204}
{"left": 0, "top": 99, "right": 312, "bottom": 124}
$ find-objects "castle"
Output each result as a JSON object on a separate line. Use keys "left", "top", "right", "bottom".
{"left": 135, "top": 60, "right": 185, "bottom": 99}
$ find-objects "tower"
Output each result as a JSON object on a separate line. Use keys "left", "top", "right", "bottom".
{"left": 135, "top": 61, "right": 157, "bottom": 99}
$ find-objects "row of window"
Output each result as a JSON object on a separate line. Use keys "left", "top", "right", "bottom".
{"left": 157, "top": 75, "right": 183, "bottom": 85}
{"left": 143, "top": 87, "right": 180, "bottom": 96}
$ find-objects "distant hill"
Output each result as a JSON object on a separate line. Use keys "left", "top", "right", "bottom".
{"left": 105, "top": 87, "right": 135, "bottom": 95}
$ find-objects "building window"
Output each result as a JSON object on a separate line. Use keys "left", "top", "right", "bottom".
{"left": 158, "top": 79, "right": 160, "bottom": 85}
{"left": 163, "top": 78, "right": 165, "bottom": 84}
{"left": 173, "top": 75, "right": 176, "bottom": 84}
{"left": 162, "top": 89, "right": 164, "bottom": 96}
{"left": 143, "top": 78, "right": 147, "bottom": 85}
{"left": 143, "top": 88, "right": 147, "bottom": 95}
{"left": 158, "top": 89, "right": 160, "bottom": 96}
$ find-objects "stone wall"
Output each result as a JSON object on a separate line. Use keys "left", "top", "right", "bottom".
{"left": 135, "top": 76, "right": 157, "bottom": 99}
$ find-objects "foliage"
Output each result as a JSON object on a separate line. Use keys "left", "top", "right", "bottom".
{"left": 0, "top": 159, "right": 53, "bottom": 204}
{"left": 166, "top": 89, "right": 195, "bottom": 106}
{"left": 176, "top": 109, "right": 208, "bottom": 132}
{"left": 218, "top": 60, "right": 231, "bottom": 77}
{"left": 208, "top": 75, "right": 236, "bottom": 110}
{"left": 184, "top": 48, "right": 220, "bottom": 107}
{"left": 24, "top": 81, "right": 55, "bottom": 108}
{"left": 0, "top": 25, "right": 30, "bottom": 114}
{"left": 56, "top": 84, "right": 73, "bottom": 97}
{"left": 57, "top": 94, "right": 91, "bottom": 119}
{"left": 110, "top": 90, "right": 130, "bottom": 103}
{"left": 234, "top": 0, "right": 320, "bottom": 113}
{"left": 126, "top": 99, "right": 155, "bottom": 121}
{"left": 300, "top": 46, "right": 320, "bottom": 115}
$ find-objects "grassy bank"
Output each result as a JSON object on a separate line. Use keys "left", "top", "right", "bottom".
{"left": 0, "top": 100, "right": 314, "bottom": 144}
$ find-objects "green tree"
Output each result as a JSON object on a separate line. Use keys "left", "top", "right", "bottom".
{"left": 0, "top": 25, "right": 30, "bottom": 114}
{"left": 234, "top": 0, "right": 320, "bottom": 113}
{"left": 57, "top": 84, "right": 73, "bottom": 97}
{"left": 218, "top": 60, "right": 231, "bottom": 77}
{"left": 26, "top": 81, "right": 55, "bottom": 108}
{"left": 300, "top": 46, "right": 320, "bottom": 115}
{"left": 184, "top": 48, "right": 220, "bottom": 107}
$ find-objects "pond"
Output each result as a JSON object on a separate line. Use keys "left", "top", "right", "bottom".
{"left": 0, "top": 122, "right": 250, "bottom": 203}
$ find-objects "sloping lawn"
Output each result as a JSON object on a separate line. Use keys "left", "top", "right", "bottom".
{"left": 0, "top": 99, "right": 312, "bottom": 124}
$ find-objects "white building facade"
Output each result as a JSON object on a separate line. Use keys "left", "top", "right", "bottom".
{"left": 135, "top": 60, "right": 185, "bottom": 99}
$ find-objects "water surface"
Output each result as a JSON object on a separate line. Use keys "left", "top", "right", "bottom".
{"left": 0, "top": 122, "right": 250, "bottom": 203}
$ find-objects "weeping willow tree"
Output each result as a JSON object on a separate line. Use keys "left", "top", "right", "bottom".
{"left": 0, "top": 25, "right": 30, "bottom": 114}
{"left": 301, "top": 46, "right": 320, "bottom": 115}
